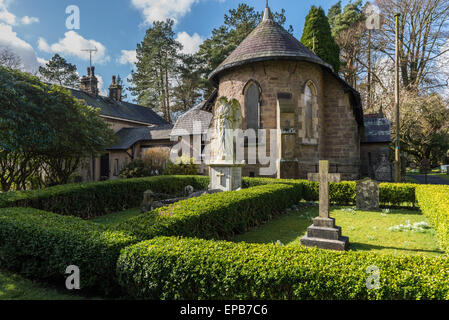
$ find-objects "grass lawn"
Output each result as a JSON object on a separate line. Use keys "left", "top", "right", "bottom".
{"left": 91, "top": 207, "right": 141, "bottom": 226}
{"left": 0, "top": 269, "right": 86, "bottom": 300}
{"left": 234, "top": 206, "right": 444, "bottom": 257}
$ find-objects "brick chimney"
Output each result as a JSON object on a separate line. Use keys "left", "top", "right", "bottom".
{"left": 80, "top": 66, "right": 99, "bottom": 96}
{"left": 108, "top": 75, "right": 123, "bottom": 101}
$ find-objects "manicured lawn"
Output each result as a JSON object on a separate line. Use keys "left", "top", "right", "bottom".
{"left": 91, "top": 207, "right": 141, "bottom": 226}
{"left": 0, "top": 269, "right": 85, "bottom": 300}
{"left": 429, "top": 173, "right": 449, "bottom": 181}
{"left": 234, "top": 206, "right": 444, "bottom": 257}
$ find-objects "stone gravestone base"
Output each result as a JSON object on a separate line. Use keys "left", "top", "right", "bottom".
{"left": 300, "top": 217, "right": 349, "bottom": 251}
{"left": 356, "top": 178, "right": 380, "bottom": 211}
{"left": 209, "top": 163, "right": 245, "bottom": 192}
{"left": 301, "top": 160, "right": 349, "bottom": 251}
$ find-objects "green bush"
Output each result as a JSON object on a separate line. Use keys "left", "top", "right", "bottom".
{"left": 416, "top": 185, "right": 449, "bottom": 252}
{"left": 379, "top": 183, "right": 417, "bottom": 207}
{"left": 116, "top": 183, "right": 304, "bottom": 241}
{"left": 242, "top": 178, "right": 416, "bottom": 207}
{"left": 0, "top": 207, "right": 136, "bottom": 295}
{"left": 117, "top": 237, "right": 449, "bottom": 300}
{"left": 119, "top": 160, "right": 153, "bottom": 179}
{"left": 0, "top": 175, "right": 209, "bottom": 218}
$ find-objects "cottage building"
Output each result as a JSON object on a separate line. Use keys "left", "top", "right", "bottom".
{"left": 72, "top": 67, "right": 173, "bottom": 181}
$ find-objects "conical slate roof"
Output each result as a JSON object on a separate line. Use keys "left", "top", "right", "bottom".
{"left": 209, "top": 6, "right": 332, "bottom": 83}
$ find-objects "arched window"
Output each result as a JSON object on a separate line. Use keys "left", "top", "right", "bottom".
{"left": 304, "top": 81, "right": 317, "bottom": 139}
{"left": 244, "top": 82, "right": 260, "bottom": 131}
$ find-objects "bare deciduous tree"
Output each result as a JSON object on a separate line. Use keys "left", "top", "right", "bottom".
{"left": 0, "top": 46, "right": 22, "bottom": 70}
{"left": 374, "top": 0, "right": 449, "bottom": 91}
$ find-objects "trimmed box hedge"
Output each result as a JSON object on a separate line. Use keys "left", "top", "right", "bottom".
{"left": 0, "top": 176, "right": 209, "bottom": 219}
{"left": 0, "top": 207, "right": 137, "bottom": 295}
{"left": 117, "top": 237, "right": 449, "bottom": 300}
{"left": 116, "top": 183, "right": 304, "bottom": 241}
{"left": 243, "top": 177, "right": 417, "bottom": 207}
{"left": 416, "top": 185, "right": 449, "bottom": 252}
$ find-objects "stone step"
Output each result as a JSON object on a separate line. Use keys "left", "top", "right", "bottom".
{"left": 300, "top": 236, "right": 349, "bottom": 251}
{"left": 307, "top": 225, "right": 341, "bottom": 240}
{"left": 312, "top": 217, "right": 336, "bottom": 228}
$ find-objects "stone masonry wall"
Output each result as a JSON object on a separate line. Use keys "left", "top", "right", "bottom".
{"left": 214, "top": 60, "right": 361, "bottom": 180}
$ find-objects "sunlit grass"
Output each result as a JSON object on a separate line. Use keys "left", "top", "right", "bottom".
{"left": 91, "top": 207, "right": 141, "bottom": 226}
{"left": 234, "top": 206, "right": 444, "bottom": 257}
{"left": 0, "top": 269, "right": 85, "bottom": 300}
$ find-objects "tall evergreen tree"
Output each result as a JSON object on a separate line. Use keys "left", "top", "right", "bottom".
{"left": 129, "top": 19, "right": 181, "bottom": 122}
{"left": 172, "top": 54, "right": 202, "bottom": 115}
{"left": 301, "top": 6, "right": 340, "bottom": 72}
{"left": 38, "top": 54, "right": 79, "bottom": 88}
{"left": 327, "top": 1, "right": 342, "bottom": 31}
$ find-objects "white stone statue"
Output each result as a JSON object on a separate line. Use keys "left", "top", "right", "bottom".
{"left": 214, "top": 97, "right": 242, "bottom": 162}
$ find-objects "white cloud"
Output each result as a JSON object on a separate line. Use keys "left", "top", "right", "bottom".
{"left": 0, "top": 0, "right": 16, "bottom": 25}
{"left": 176, "top": 31, "right": 203, "bottom": 54}
{"left": 0, "top": 22, "right": 42, "bottom": 72}
{"left": 131, "top": 0, "right": 199, "bottom": 24}
{"left": 38, "top": 31, "right": 109, "bottom": 64}
{"left": 118, "top": 49, "right": 137, "bottom": 65}
{"left": 21, "top": 16, "right": 39, "bottom": 25}
{"left": 0, "top": 0, "right": 39, "bottom": 26}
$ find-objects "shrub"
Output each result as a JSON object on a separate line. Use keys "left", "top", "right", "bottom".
{"left": 119, "top": 160, "right": 153, "bottom": 179}
{"left": 379, "top": 183, "right": 417, "bottom": 207}
{"left": 142, "top": 147, "right": 170, "bottom": 174}
{"left": 0, "top": 176, "right": 209, "bottom": 218}
{"left": 242, "top": 178, "right": 416, "bottom": 207}
{"left": 165, "top": 156, "right": 198, "bottom": 175}
{"left": 116, "top": 183, "right": 304, "bottom": 241}
{"left": 0, "top": 207, "right": 136, "bottom": 295}
{"left": 416, "top": 185, "right": 449, "bottom": 252}
{"left": 117, "top": 237, "right": 449, "bottom": 300}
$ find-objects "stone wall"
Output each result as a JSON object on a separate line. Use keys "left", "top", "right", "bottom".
{"left": 214, "top": 60, "right": 361, "bottom": 180}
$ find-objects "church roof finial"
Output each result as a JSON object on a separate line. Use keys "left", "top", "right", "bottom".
{"left": 263, "top": 0, "right": 273, "bottom": 22}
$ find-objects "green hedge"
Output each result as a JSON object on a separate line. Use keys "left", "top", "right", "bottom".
{"left": 416, "top": 185, "right": 449, "bottom": 252}
{"left": 0, "top": 176, "right": 209, "bottom": 218}
{"left": 0, "top": 207, "right": 136, "bottom": 295}
{"left": 117, "top": 237, "right": 449, "bottom": 300}
{"left": 116, "top": 183, "right": 304, "bottom": 241}
{"left": 243, "top": 177, "right": 417, "bottom": 207}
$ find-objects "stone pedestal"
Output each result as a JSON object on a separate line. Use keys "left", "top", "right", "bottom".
{"left": 300, "top": 217, "right": 349, "bottom": 251}
{"left": 209, "top": 162, "right": 245, "bottom": 192}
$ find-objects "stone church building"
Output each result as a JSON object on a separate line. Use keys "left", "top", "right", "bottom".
{"left": 173, "top": 4, "right": 391, "bottom": 181}
{"left": 72, "top": 4, "right": 391, "bottom": 182}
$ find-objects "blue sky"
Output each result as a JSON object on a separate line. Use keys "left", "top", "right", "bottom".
{"left": 0, "top": 0, "right": 354, "bottom": 100}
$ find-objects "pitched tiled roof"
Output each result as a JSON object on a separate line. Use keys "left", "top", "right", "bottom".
{"left": 108, "top": 125, "right": 173, "bottom": 150}
{"left": 209, "top": 8, "right": 331, "bottom": 83}
{"left": 207, "top": 6, "right": 364, "bottom": 128}
{"left": 69, "top": 88, "right": 169, "bottom": 126}
{"left": 171, "top": 103, "right": 213, "bottom": 136}
{"left": 363, "top": 115, "right": 391, "bottom": 143}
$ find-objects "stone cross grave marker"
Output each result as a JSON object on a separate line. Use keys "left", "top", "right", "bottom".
{"left": 301, "top": 160, "right": 349, "bottom": 251}
{"left": 307, "top": 162, "right": 341, "bottom": 218}
{"left": 356, "top": 178, "right": 380, "bottom": 211}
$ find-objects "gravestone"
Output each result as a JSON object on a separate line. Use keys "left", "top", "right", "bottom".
{"left": 356, "top": 178, "right": 380, "bottom": 211}
{"left": 301, "top": 160, "right": 349, "bottom": 251}
{"left": 140, "top": 190, "right": 154, "bottom": 213}
{"left": 374, "top": 153, "right": 393, "bottom": 182}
